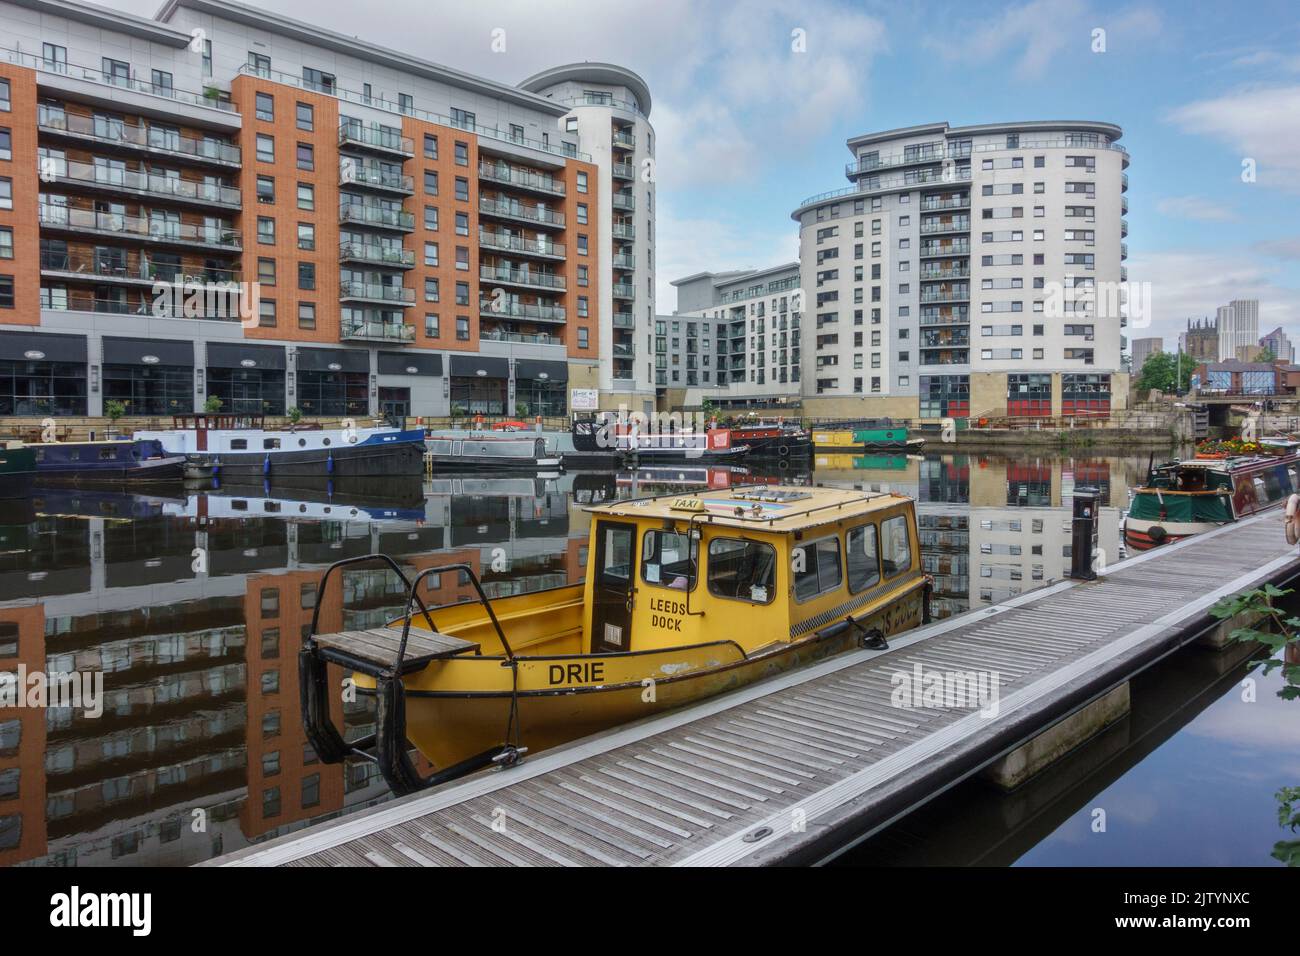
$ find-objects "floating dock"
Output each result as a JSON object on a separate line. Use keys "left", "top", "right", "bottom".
{"left": 208, "top": 513, "right": 1297, "bottom": 867}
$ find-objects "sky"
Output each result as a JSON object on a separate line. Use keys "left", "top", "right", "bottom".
{"left": 107, "top": 0, "right": 1300, "bottom": 354}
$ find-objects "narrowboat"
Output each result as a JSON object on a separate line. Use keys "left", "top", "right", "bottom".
{"left": 812, "top": 419, "right": 924, "bottom": 452}
{"left": 299, "top": 485, "right": 931, "bottom": 794}
{"left": 1124, "top": 440, "right": 1300, "bottom": 550}
{"left": 135, "top": 413, "right": 426, "bottom": 479}
{"left": 569, "top": 415, "right": 753, "bottom": 463}
{"left": 424, "top": 435, "right": 562, "bottom": 472}
{"left": 27, "top": 438, "right": 185, "bottom": 483}
{"left": 721, "top": 419, "right": 813, "bottom": 458}
{"left": 0, "top": 440, "right": 36, "bottom": 499}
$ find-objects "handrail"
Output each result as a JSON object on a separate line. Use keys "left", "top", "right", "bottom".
{"left": 404, "top": 563, "right": 513, "bottom": 663}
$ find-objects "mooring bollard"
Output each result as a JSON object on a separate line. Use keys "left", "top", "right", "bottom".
{"left": 1070, "top": 486, "right": 1100, "bottom": 580}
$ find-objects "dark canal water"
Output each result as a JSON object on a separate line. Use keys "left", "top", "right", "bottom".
{"left": 1, "top": 449, "right": 1293, "bottom": 866}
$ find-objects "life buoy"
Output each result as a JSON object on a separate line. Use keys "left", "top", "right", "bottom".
{"left": 1286, "top": 494, "right": 1300, "bottom": 546}
{"left": 778, "top": 444, "right": 790, "bottom": 457}
{"left": 1148, "top": 525, "right": 1167, "bottom": 543}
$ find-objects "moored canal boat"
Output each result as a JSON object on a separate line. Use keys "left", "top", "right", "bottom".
{"left": 135, "top": 413, "right": 426, "bottom": 478}
{"left": 424, "top": 434, "right": 563, "bottom": 472}
{"left": 1124, "top": 439, "right": 1300, "bottom": 550}
{"left": 812, "top": 419, "right": 924, "bottom": 452}
{"left": 28, "top": 438, "right": 186, "bottom": 483}
{"left": 299, "top": 485, "right": 930, "bottom": 794}
{"left": 720, "top": 419, "right": 813, "bottom": 458}
{"left": 0, "top": 440, "right": 36, "bottom": 499}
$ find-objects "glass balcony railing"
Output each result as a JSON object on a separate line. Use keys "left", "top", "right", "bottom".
{"left": 846, "top": 145, "right": 967, "bottom": 176}
{"left": 612, "top": 162, "right": 635, "bottom": 180}
{"left": 337, "top": 123, "right": 414, "bottom": 156}
{"left": 338, "top": 242, "right": 416, "bottom": 268}
{"left": 339, "top": 204, "right": 416, "bottom": 231}
{"left": 919, "top": 240, "right": 971, "bottom": 257}
{"left": 479, "top": 266, "right": 566, "bottom": 291}
{"left": 478, "top": 198, "right": 565, "bottom": 227}
{"left": 612, "top": 283, "right": 635, "bottom": 299}
{"left": 478, "top": 300, "right": 566, "bottom": 322}
{"left": 36, "top": 109, "right": 240, "bottom": 164}
{"left": 480, "top": 329, "right": 561, "bottom": 345}
{"left": 50, "top": 158, "right": 240, "bottom": 206}
{"left": 38, "top": 206, "right": 241, "bottom": 248}
{"left": 613, "top": 223, "right": 635, "bottom": 240}
{"left": 920, "top": 195, "right": 970, "bottom": 211}
{"left": 341, "top": 319, "right": 415, "bottom": 343}
{"left": 613, "top": 254, "right": 635, "bottom": 270}
{"left": 799, "top": 167, "right": 972, "bottom": 209}
{"left": 477, "top": 162, "right": 565, "bottom": 196}
{"left": 613, "top": 311, "right": 635, "bottom": 328}
{"left": 5, "top": 47, "right": 235, "bottom": 112}
{"left": 919, "top": 217, "right": 970, "bottom": 235}
{"left": 339, "top": 281, "right": 415, "bottom": 304}
{"left": 40, "top": 250, "right": 238, "bottom": 284}
{"left": 919, "top": 266, "right": 970, "bottom": 280}
{"left": 612, "top": 130, "right": 636, "bottom": 149}
{"left": 477, "top": 231, "right": 565, "bottom": 258}
{"left": 340, "top": 162, "right": 414, "bottom": 193}
{"left": 612, "top": 193, "right": 635, "bottom": 211}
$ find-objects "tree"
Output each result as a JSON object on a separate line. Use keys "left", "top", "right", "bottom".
{"left": 1136, "top": 350, "right": 1192, "bottom": 394}
{"left": 1257, "top": 347, "right": 1276, "bottom": 364}
{"left": 104, "top": 399, "right": 126, "bottom": 423}
{"left": 204, "top": 395, "right": 224, "bottom": 413}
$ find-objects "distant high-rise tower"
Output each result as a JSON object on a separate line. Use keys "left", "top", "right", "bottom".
{"left": 1217, "top": 299, "right": 1259, "bottom": 361}
{"left": 1260, "top": 326, "right": 1295, "bottom": 363}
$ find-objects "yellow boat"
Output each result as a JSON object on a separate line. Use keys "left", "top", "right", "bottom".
{"left": 299, "top": 486, "right": 932, "bottom": 794}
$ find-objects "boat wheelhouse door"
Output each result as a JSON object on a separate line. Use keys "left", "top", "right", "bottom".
{"left": 592, "top": 521, "right": 636, "bottom": 653}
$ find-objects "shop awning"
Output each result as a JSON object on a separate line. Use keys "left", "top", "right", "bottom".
{"left": 378, "top": 351, "right": 443, "bottom": 376}
{"left": 206, "top": 342, "right": 286, "bottom": 370}
{"left": 0, "top": 330, "right": 87, "bottom": 363}
{"left": 449, "top": 355, "right": 509, "bottom": 379}
{"left": 296, "top": 347, "right": 369, "bottom": 373}
{"left": 102, "top": 336, "right": 195, "bottom": 366}
{"left": 514, "top": 358, "right": 568, "bottom": 383}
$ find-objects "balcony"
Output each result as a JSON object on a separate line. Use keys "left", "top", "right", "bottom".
{"left": 612, "top": 162, "right": 634, "bottom": 181}
{"left": 478, "top": 300, "right": 567, "bottom": 323}
{"left": 41, "top": 291, "right": 243, "bottom": 319}
{"left": 919, "top": 217, "right": 970, "bottom": 235}
{"left": 478, "top": 198, "right": 565, "bottom": 230}
{"left": 613, "top": 311, "right": 635, "bottom": 328}
{"left": 1121, "top": 218, "right": 1129, "bottom": 238}
{"left": 339, "top": 242, "right": 415, "bottom": 269}
{"left": 339, "top": 204, "right": 416, "bottom": 232}
{"left": 481, "top": 329, "right": 561, "bottom": 345}
{"left": 919, "top": 265, "right": 969, "bottom": 280}
{"left": 50, "top": 159, "right": 240, "bottom": 209}
{"left": 846, "top": 144, "right": 969, "bottom": 177}
{"left": 339, "top": 281, "right": 415, "bottom": 306}
{"left": 612, "top": 129, "right": 635, "bottom": 149}
{"left": 477, "top": 161, "right": 565, "bottom": 197}
{"left": 39, "top": 250, "right": 238, "bottom": 288}
{"left": 5, "top": 47, "right": 236, "bottom": 113}
{"left": 341, "top": 319, "right": 416, "bottom": 343}
{"left": 479, "top": 265, "right": 566, "bottom": 292}
{"left": 477, "top": 230, "right": 565, "bottom": 260}
{"left": 613, "top": 253, "right": 635, "bottom": 270}
{"left": 337, "top": 124, "right": 414, "bottom": 157}
{"left": 920, "top": 195, "right": 970, "bottom": 212}
{"left": 1121, "top": 242, "right": 1128, "bottom": 260}
{"left": 797, "top": 167, "right": 972, "bottom": 210}
{"left": 340, "top": 161, "right": 415, "bottom": 195}
{"left": 1122, "top": 173, "right": 1129, "bottom": 192}
{"left": 36, "top": 110, "right": 240, "bottom": 166}
{"left": 612, "top": 282, "right": 635, "bottom": 300}
{"left": 613, "top": 341, "right": 635, "bottom": 359}
{"left": 613, "top": 223, "right": 635, "bottom": 240}
{"left": 612, "top": 192, "right": 635, "bottom": 212}
{"left": 919, "top": 240, "right": 971, "bottom": 258}
{"left": 919, "top": 287, "right": 970, "bottom": 304}
{"left": 38, "top": 206, "right": 241, "bottom": 250}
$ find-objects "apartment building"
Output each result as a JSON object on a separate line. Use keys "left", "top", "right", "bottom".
{"left": 1216, "top": 298, "right": 1259, "bottom": 361}
{"left": 1260, "top": 325, "right": 1295, "bottom": 363}
{"left": 665, "top": 263, "right": 802, "bottom": 408}
{"left": 1130, "top": 336, "right": 1161, "bottom": 372}
{"left": 0, "top": 0, "right": 652, "bottom": 419}
{"left": 790, "top": 120, "right": 1130, "bottom": 420}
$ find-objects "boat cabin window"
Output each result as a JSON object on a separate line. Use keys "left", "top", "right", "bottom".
{"left": 707, "top": 538, "right": 775, "bottom": 604}
{"left": 99, "top": 448, "right": 116, "bottom": 460}
{"left": 642, "top": 529, "right": 698, "bottom": 590}
{"left": 230, "top": 439, "right": 248, "bottom": 450}
{"left": 881, "top": 514, "right": 912, "bottom": 577}
{"left": 793, "top": 536, "right": 843, "bottom": 603}
{"left": 599, "top": 525, "right": 634, "bottom": 583}
{"left": 264, "top": 438, "right": 281, "bottom": 450}
{"left": 846, "top": 524, "right": 881, "bottom": 593}
{"left": 428, "top": 440, "right": 452, "bottom": 455}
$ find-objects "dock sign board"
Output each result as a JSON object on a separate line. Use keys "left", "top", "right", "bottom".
{"left": 571, "top": 388, "right": 598, "bottom": 411}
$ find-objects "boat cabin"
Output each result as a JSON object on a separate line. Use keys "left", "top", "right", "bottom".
{"left": 582, "top": 485, "right": 922, "bottom": 655}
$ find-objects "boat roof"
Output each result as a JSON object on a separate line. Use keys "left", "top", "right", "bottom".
{"left": 584, "top": 485, "right": 910, "bottom": 532}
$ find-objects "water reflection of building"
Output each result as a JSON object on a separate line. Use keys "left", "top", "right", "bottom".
{"left": 0, "top": 479, "right": 589, "bottom": 865}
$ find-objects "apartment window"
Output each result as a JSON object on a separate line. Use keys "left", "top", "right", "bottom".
{"left": 451, "top": 108, "right": 476, "bottom": 130}
{"left": 248, "top": 52, "right": 271, "bottom": 76}
{"left": 424, "top": 242, "right": 438, "bottom": 267}
{"left": 577, "top": 203, "right": 588, "bottom": 225}
{"left": 423, "top": 134, "right": 438, "bottom": 159}
{"left": 0, "top": 275, "right": 13, "bottom": 309}
{"left": 256, "top": 175, "right": 275, "bottom": 204}
{"left": 296, "top": 143, "right": 314, "bottom": 171}
{"left": 398, "top": 93, "right": 413, "bottom": 114}
{"left": 255, "top": 94, "right": 273, "bottom": 123}
{"left": 298, "top": 262, "right": 315, "bottom": 290}
{"left": 577, "top": 235, "right": 589, "bottom": 255}
{"left": 259, "top": 299, "right": 277, "bottom": 327}
{"left": 257, "top": 257, "right": 275, "bottom": 284}
{"left": 297, "top": 183, "right": 314, "bottom": 210}
{"left": 424, "top": 170, "right": 438, "bottom": 194}
{"left": 297, "top": 223, "right": 315, "bottom": 250}
{"left": 454, "top": 177, "right": 468, "bottom": 201}
{"left": 577, "top": 171, "right": 588, "bottom": 193}
{"left": 0, "top": 79, "right": 9, "bottom": 111}
{"left": 102, "top": 58, "right": 129, "bottom": 86}
{"left": 296, "top": 102, "right": 314, "bottom": 131}
{"left": 455, "top": 212, "right": 468, "bottom": 235}
{"left": 454, "top": 141, "right": 469, "bottom": 166}
{"left": 1034, "top": 156, "right": 1045, "bottom": 168}
{"left": 201, "top": 39, "right": 212, "bottom": 77}
{"left": 578, "top": 327, "right": 589, "bottom": 348}
{"left": 0, "top": 129, "right": 11, "bottom": 162}
{"left": 424, "top": 205, "right": 438, "bottom": 230}
{"left": 424, "top": 278, "right": 439, "bottom": 302}
{"left": 455, "top": 281, "right": 469, "bottom": 305}
{"left": 298, "top": 303, "right": 316, "bottom": 329}
{"left": 456, "top": 316, "right": 470, "bottom": 340}
{"left": 0, "top": 227, "right": 12, "bottom": 259}
{"left": 425, "top": 314, "right": 440, "bottom": 338}
{"left": 302, "top": 67, "right": 335, "bottom": 94}
{"left": 256, "top": 134, "right": 274, "bottom": 163}
{"left": 578, "top": 265, "right": 589, "bottom": 287}
{"left": 257, "top": 217, "right": 275, "bottom": 244}
{"left": 455, "top": 247, "right": 469, "bottom": 271}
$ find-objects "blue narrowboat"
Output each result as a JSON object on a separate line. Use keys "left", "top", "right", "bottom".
{"left": 30, "top": 439, "right": 187, "bottom": 483}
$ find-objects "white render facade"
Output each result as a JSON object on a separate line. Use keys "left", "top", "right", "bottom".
{"left": 521, "top": 64, "right": 657, "bottom": 414}
{"left": 1217, "top": 298, "right": 1260, "bottom": 361}
{"left": 666, "top": 264, "right": 802, "bottom": 407}
{"left": 790, "top": 120, "right": 1129, "bottom": 418}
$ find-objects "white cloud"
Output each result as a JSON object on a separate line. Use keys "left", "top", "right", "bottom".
{"left": 1155, "top": 195, "right": 1238, "bottom": 222}
{"left": 1254, "top": 237, "right": 1300, "bottom": 261}
{"left": 921, "top": 0, "right": 1088, "bottom": 80}
{"left": 1167, "top": 85, "right": 1300, "bottom": 193}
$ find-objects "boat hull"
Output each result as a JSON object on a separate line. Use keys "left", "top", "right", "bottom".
{"left": 425, "top": 455, "right": 563, "bottom": 472}
{"left": 202, "top": 440, "right": 425, "bottom": 478}
{"left": 1123, "top": 516, "right": 1219, "bottom": 551}
{"left": 361, "top": 582, "right": 927, "bottom": 771}
{"left": 35, "top": 454, "right": 186, "bottom": 483}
